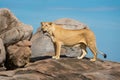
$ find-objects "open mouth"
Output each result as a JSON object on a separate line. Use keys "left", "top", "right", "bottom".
{"left": 42, "top": 30, "right": 47, "bottom": 34}
{"left": 41, "top": 28, "right": 47, "bottom": 34}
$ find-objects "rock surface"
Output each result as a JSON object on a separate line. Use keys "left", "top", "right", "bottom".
{"left": 0, "top": 8, "right": 33, "bottom": 68}
{"left": 0, "top": 8, "right": 33, "bottom": 46}
{"left": 0, "top": 38, "right": 6, "bottom": 65}
{"left": 0, "top": 58, "right": 120, "bottom": 80}
{"left": 31, "top": 18, "right": 88, "bottom": 58}
{"left": 54, "top": 18, "right": 88, "bottom": 29}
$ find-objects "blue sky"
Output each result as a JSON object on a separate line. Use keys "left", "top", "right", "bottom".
{"left": 0, "top": 0, "right": 120, "bottom": 62}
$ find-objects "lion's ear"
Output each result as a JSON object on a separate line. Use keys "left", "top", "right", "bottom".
{"left": 41, "top": 22, "right": 44, "bottom": 26}
{"left": 48, "top": 22, "right": 53, "bottom": 25}
{"left": 49, "top": 22, "right": 55, "bottom": 27}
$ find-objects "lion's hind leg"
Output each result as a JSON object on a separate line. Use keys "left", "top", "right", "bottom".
{"left": 77, "top": 43, "right": 87, "bottom": 59}
{"left": 88, "top": 42, "right": 97, "bottom": 61}
{"left": 77, "top": 49, "right": 87, "bottom": 59}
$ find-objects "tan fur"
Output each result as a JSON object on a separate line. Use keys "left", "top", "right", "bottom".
{"left": 41, "top": 22, "right": 106, "bottom": 61}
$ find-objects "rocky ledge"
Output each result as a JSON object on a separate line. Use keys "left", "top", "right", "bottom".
{"left": 0, "top": 57, "right": 120, "bottom": 80}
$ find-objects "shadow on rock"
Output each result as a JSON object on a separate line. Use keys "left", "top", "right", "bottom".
{"left": 30, "top": 55, "right": 68, "bottom": 62}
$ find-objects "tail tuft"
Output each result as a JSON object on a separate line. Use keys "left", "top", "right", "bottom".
{"left": 103, "top": 53, "right": 107, "bottom": 58}
{"left": 97, "top": 50, "right": 107, "bottom": 59}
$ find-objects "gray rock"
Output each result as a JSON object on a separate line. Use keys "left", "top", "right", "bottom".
{"left": 0, "top": 38, "right": 6, "bottom": 66}
{"left": 0, "top": 8, "right": 33, "bottom": 46}
{"left": 54, "top": 18, "right": 88, "bottom": 29}
{"left": 31, "top": 32, "right": 54, "bottom": 57}
{"left": 0, "top": 8, "right": 21, "bottom": 34}
{"left": 0, "top": 8, "right": 33, "bottom": 69}
{"left": 31, "top": 18, "right": 88, "bottom": 58}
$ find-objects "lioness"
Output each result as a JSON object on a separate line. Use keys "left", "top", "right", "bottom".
{"left": 41, "top": 22, "right": 107, "bottom": 61}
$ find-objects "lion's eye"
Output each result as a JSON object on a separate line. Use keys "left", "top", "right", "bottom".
{"left": 45, "top": 24, "right": 48, "bottom": 26}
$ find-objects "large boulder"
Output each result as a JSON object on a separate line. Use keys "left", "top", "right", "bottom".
{"left": 31, "top": 31, "right": 55, "bottom": 57}
{"left": 0, "top": 8, "right": 33, "bottom": 69}
{"left": 54, "top": 18, "right": 88, "bottom": 29}
{"left": 5, "top": 40, "right": 32, "bottom": 70}
{"left": 0, "top": 8, "right": 33, "bottom": 46}
{"left": 31, "top": 18, "right": 88, "bottom": 58}
{"left": 0, "top": 38, "right": 6, "bottom": 66}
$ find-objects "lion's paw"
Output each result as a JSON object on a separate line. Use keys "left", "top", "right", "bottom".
{"left": 77, "top": 56, "right": 83, "bottom": 59}
{"left": 90, "top": 58, "right": 96, "bottom": 62}
{"left": 52, "top": 56, "right": 60, "bottom": 59}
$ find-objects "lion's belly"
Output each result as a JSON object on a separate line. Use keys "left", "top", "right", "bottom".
{"left": 61, "top": 36, "right": 85, "bottom": 46}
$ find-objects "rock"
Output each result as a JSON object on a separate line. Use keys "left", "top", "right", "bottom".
{"left": 31, "top": 31, "right": 55, "bottom": 57}
{"left": 0, "top": 38, "right": 6, "bottom": 66}
{"left": 0, "top": 8, "right": 33, "bottom": 69}
{"left": 5, "top": 40, "right": 32, "bottom": 70}
{"left": 54, "top": 18, "right": 88, "bottom": 29}
{"left": 31, "top": 18, "right": 88, "bottom": 58}
{"left": 0, "top": 58, "right": 120, "bottom": 80}
{"left": 0, "top": 8, "right": 33, "bottom": 46}
{"left": 0, "top": 8, "right": 21, "bottom": 33}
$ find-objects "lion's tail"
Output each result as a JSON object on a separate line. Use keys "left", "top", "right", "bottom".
{"left": 97, "top": 50, "right": 107, "bottom": 58}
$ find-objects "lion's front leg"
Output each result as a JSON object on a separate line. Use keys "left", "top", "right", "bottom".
{"left": 52, "top": 42, "right": 61, "bottom": 59}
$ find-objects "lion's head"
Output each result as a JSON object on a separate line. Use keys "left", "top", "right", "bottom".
{"left": 41, "top": 22, "right": 55, "bottom": 35}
